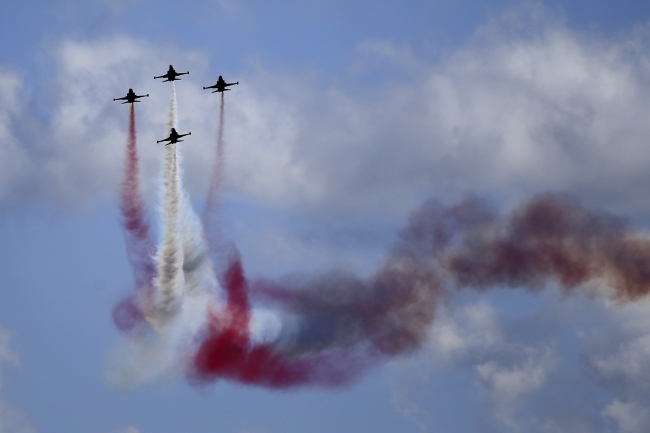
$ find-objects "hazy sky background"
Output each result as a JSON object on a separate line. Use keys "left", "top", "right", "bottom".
{"left": 3, "top": 1, "right": 650, "bottom": 432}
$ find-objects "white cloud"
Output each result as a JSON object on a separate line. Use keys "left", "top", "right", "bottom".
{"left": 0, "top": 325, "right": 35, "bottom": 433}
{"left": 421, "top": 300, "right": 557, "bottom": 430}
{"left": 430, "top": 301, "right": 503, "bottom": 360}
{"left": 0, "top": 71, "right": 32, "bottom": 201}
{"left": 603, "top": 399, "right": 650, "bottom": 433}
{"left": 476, "top": 346, "right": 555, "bottom": 426}
{"left": 115, "top": 427, "right": 141, "bottom": 433}
{"left": 4, "top": 5, "right": 650, "bottom": 219}
{"left": 584, "top": 299, "right": 650, "bottom": 394}
{"left": 416, "top": 292, "right": 650, "bottom": 432}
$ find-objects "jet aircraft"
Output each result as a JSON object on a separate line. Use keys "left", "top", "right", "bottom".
{"left": 113, "top": 88, "right": 149, "bottom": 104}
{"left": 157, "top": 128, "right": 191, "bottom": 145}
{"left": 154, "top": 65, "right": 189, "bottom": 82}
{"left": 203, "top": 75, "right": 239, "bottom": 93}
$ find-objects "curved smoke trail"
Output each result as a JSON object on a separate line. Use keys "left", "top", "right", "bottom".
{"left": 187, "top": 194, "right": 650, "bottom": 388}
{"left": 113, "top": 104, "right": 157, "bottom": 332}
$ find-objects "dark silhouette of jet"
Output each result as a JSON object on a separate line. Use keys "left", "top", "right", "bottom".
{"left": 113, "top": 88, "right": 149, "bottom": 104}
{"left": 203, "top": 75, "right": 239, "bottom": 93}
{"left": 154, "top": 65, "right": 189, "bottom": 82}
{"left": 157, "top": 128, "right": 191, "bottom": 145}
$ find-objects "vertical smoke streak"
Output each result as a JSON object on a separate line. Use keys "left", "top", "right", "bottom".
{"left": 172, "top": 93, "right": 218, "bottom": 299}
{"left": 113, "top": 104, "right": 156, "bottom": 332}
{"left": 151, "top": 84, "right": 184, "bottom": 326}
{"left": 151, "top": 82, "right": 218, "bottom": 327}
{"left": 203, "top": 93, "right": 228, "bottom": 274}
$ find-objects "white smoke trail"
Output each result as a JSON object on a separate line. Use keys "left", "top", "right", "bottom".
{"left": 165, "top": 88, "right": 219, "bottom": 301}
{"left": 150, "top": 83, "right": 184, "bottom": 326}
{"left": 151, "top": 82, "right": 220, "bottom": 323}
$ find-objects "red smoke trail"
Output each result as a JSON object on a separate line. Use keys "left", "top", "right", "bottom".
{"left": 189, "top": 251, "right": 378, "bottom": 388}
{"left": 442, "top": 194, "right": 650, "bottom": 299}
{"left": 113, "top": 104, "right": 157, "bottom": 332}
{"left": 190, "top": 193, "right": 650, "bottom": 389}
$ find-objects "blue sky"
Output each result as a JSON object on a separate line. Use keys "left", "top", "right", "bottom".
{"left": 4, "top": 1, "right": 650, "bottom": 433}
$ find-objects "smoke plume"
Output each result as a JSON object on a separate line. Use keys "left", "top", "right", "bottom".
{"left": 110, "top": 86, "right": 650, "bottom": 391}
{"left": 202, "top": 92, "right": 227, "bottom": 274}
{"left": 113, "top": 104, "right": 157, "bottom": 332}
{"left": 188, "top": 194, "right": 650, "bottom": 388}
{"left": 150, "top": 84, "right": 185, "bottom": 326}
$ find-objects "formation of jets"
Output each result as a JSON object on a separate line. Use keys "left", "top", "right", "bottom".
{"left": 114, "top": 65, "right": 239, "bottom": 145}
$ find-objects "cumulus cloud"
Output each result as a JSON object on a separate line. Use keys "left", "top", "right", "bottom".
{"left": 218, "top": 2, "right": 650, "bottom": 216}
{"left": 476, "top": 346, "right": 555, "bottom": 426}
{"left": 0, "top": 71, "right": 32, "bottom": 201}
{"left": 2, "top": 4, "right": 650, "bottom": 220}
{"left": 430, "top": 302, "right": 503, "bottom": 360}
{"left": 425, "top": 301, "right": 556, "bottom": 428}
{"left": 603, "top": 399, "right": 650, "bottom": 433}
{"left": 584, "top": 299, "right": 650, "bottom": 398}
{"left": 0, "top": 325, "right": 35, "bottom": 433}
{"left": 391, "top": 289, "right": 650, "bottom": 433}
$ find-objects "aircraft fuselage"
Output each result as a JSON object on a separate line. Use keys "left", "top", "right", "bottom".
{"left": 154, "top": 65, "right": 189, "bottom": 82}
{"left": 157, "top": 127, "right": 191, "bottom": 145}
{"left": 114, "top": 88, "right": 149, "bottom": 104}
{"left": 203, "top": 75, "right": 239, "bottom": 93}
